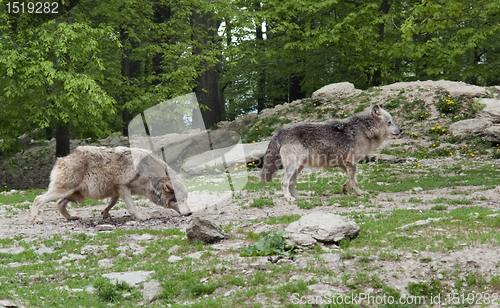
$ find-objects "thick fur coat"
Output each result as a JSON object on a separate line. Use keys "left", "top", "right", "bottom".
{"left": 31, "top": 146, "right": 191, "bottom": 224}
{"left": 261, "top": 104, "right": 402, "bottom": 201}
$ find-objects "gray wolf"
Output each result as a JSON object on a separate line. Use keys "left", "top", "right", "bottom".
{"left": 31, "top": 146, "right": 192, "bottom": 224}
{"left": 261, "top": 104, "right": 402, "bottom": 201}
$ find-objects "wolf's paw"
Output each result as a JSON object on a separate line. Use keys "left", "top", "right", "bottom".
{"left": 101, "top": 210, "right": 111, "bottom": 219}
{"left": 354, "top": 189, "right": 367, "bottom": 196}
{"left": 31, "top": 216, "right": 44, "bottom": 224}
{"left": 284, "top": 195, "right": 296, "bottom": 202}
{"left": 66, "top": 215, "right": 80, "bottom": 221}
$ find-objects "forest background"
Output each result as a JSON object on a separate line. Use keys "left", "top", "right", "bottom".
{"left": 0, "top": 0, "right": 499, "bottom": 157}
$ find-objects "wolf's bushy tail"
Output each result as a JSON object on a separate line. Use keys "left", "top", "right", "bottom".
{"left": 261, "top": 134, "right": 282, "bottom": 183}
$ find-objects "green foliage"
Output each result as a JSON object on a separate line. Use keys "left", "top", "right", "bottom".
{"left": 251, "top": 197, "right": 274, "bottom": 209}
{"left": 94, "top": 277, "right": 135, "bottom": 303}
{"left": 240, "top": 229, "right": 296, "bottom": 257}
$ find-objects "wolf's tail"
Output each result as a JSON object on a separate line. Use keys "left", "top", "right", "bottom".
{"left": 261, "top": 133, "right": 282, "bottom": 183}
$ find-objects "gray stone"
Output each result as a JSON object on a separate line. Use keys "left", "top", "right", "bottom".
{"left": 129, "top": 243, "right": 146, "bottom": 255}
{"left": 81, "top": 245, "right": 108, "bottom": 255}
{"left": 477, "top": 99, "right": 500, "bottom": 122}
{"left": 311, "top": 82, "right": 362, "bottom": 101}
{"left": 364, "top": 154, "right": 407, "bottom": 164}
{"left": 0, "top": 247, "right": 24, "bottom": 255}
{"left": 0, "top": 299, "right": 17, "bottom": 308}
{"left": 34, "top": 247, "right": 54, "bottom": 255}
{"left": 449, "top": 118, "right": 491, "bottom": 138}
{"left": 320, "top": 253, "right": 341, "bottom": 263}
{"left": 142, "top": 279, "right": 163, "bottom": 303}
{"left": 285, "top": 213, "right": 360, "bottom": 246}
{"left": 186, "top": 216, "right": 228, "bottom": 244}
{"left": 95, "top": 224, "right": 115, "bottom": 232}
{"left": 102, "top": 270, "right": 155, "bottom": 287}
{"left": 60, "top": 254, "right": 86, "bottom": 263}
{"left": 132, "top": 234, "right": 155, "bottom": 241}
{"left": 168, "top": 255, "right": 182, "bottom": 262}
{"left": 308, "top": 283, "right": 344, "bottom": 296}
{"left": 483, "top": 125, "right": 500, "bottom": 144}
{"left": 284, "top": 233, "right": 317, "bottom": 247}
{"left": 187, "top": 251, "right": 203, "bottom": 260}
{"left": 211, "top": 240, "right": 247, "bottom": 251}
{"left": 397, "top": 218, "right": 442, "bottom": 231}
{"left": 167, "top": 245, "right": 180, "bottom": 254}
{"left": 97, "top": 259, "right": 113, "bottom": 269}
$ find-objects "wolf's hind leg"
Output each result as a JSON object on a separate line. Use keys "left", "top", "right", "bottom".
{"left": 289, "top": 165, "right": 304, "bottom": 200}
{"left": 101, "top": 196, "right": 119, "bottom": 219}
{"left": 31, "top": 189, "right": 74, "bottom": 224}
{"left": 117, "top": 186, "right": 150, "bottom": 221}
{"left": 56, "top": 198, "right": 79, "bottom": 221}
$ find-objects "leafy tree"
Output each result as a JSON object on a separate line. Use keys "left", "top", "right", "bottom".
{"left": 0, "top": 3, "right": 119, "bottom": 156}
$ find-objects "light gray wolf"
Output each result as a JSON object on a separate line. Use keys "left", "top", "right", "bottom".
{"left": 261, "top": 104, "right": 402, "bottom": 201}
{"left": 31, "top": 146, "right": 192, "bottom": 224}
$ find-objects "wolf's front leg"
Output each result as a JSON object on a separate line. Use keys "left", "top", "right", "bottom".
{"left": 345, "top": 163, "right": 366, "bottom": 196}
{"left": 117, "top": 186, "right": 151, "bottom": 221}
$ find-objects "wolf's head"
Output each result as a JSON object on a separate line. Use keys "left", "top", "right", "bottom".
{"left": 372, "top": 104, "right": 402, "bottom": 137}
{"left": 163, "top": 167, "right": 192, "bottom": 216}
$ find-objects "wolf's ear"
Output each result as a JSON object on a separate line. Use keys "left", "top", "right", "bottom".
{"left": 378, "top": 103, "right": 383, "bottom": 109}
{"left": 372, "top": 104, "right": 381, "bottom": 115}
{"left": 164, "top": 182, "right": 174, "bottom": 192}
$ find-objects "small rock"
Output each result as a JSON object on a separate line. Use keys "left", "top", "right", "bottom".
{"left": 0, "top": 247, "right": 25, "bottom": 255}
{"left": 437, "top": 274, "right": 444, "bottom": 279}
{"left": 187, "top": 251, "right": 203, "bottom": 260}
{"left": 186, "top": 216, "right": 228, "bottom": 244}
{"left": 129, "top": 243, "right": 146, "bottom": 255}
{"left": 95, "top": 224, "right": 115, "bottom": 232}
{"left": 167, "top": 245, "right": 180, "bottom": 254}
{"left": 34, "top": 247, "right": 54, "bottom": 255}
{"left": 98, "top": 259, "right": 113, "bottom": 269}
{"left": 142, "top": 279, "right": 163, "bottom": 303}
{"left": 102, "top": 271, "right": 155, "bottom": 287}
{"left": 168, "top": 256, "right": 182, "bottom": 262}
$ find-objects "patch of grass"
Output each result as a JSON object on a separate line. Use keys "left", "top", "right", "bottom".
{"left": 94, "top": 277, "right": 136, "bottom": 303}
{"left": 296, "top": 197, "right": 322, "bottom": 209}
{"left": 430, "top": 205, "right": 448, "bottom": 211}
{"left": 407, "top": 279, "right": 443, "bottom": 298}
{"left": 251, "top": 197, "right": 274, "bottom": 209}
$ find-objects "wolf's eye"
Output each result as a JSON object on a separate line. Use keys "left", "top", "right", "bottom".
{"left": 388, "top": 121, "right": 392, "bottom": 125}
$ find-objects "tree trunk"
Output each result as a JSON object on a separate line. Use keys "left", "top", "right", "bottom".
{"left": 193, "top": 9, "right": 224, "bottom": 129}
{"left": 372, "top": 0, "right": 390, "bottom": 86}
{"left": 120, "top": 28, "right": 141, "bottom": 136}
{"left": 255, "top": 2, "right": 266, "bottom": 113}
{"left": 55, "top": 123, "right": 70, "bottom": 157}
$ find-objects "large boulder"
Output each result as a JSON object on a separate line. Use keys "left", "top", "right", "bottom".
{"left": 311, "top": 82, "right": 362, "bottom": 101}
{"left": 477, "top": 99, "right": 500, "bottom": 122}
{"left": 483, "top": 125, "right": 500, "bottom": 145}
{"left": 186, "top": 216, "right": 228, "bottom": 244}
{"left": 284, "top": 212, "right": 360, "bottom": 247}
{"left": 448, "top": 118, "right": 491, "bottom": 138}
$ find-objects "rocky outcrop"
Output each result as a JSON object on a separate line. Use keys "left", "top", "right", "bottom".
{"left": 311, "top": 82, "right": 362, "bottom": 101}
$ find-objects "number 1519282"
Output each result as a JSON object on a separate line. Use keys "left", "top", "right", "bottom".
{"left": 6, "top": 2, "right": 59, "bottom": 14}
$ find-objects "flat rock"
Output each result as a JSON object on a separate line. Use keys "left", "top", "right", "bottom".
{"left": 0, "top": 247, "right": 25, "bottom": 255}
{"left": 97, "top": 259, "right": 113, "bottom": 269}
{"left": 81, "top": 245, "right": 108, "bottom": 255}
{"left": 142, "top": 279, "right": 163, "bottom": 303}
{"left": 380, "top": 80, "right": 487, "bottom": 98}
{"left": 449, "top": 118, "right": 491, "bottom": 137}
{"left": 211, "top": 240, "right": 247, "bottom": 251}
{"left": 168, "top": 255, "right": 182, "bottom": 262}
{"left": 95, "top": 224, "right": 115, "bottom": 232}
{"left": 186, "top": 216, "right": 228, "bottom": 244}
{"left": 34, "top": 247, "right": 54, "bottom": 255}
{"left": 187, "top": 251, "right": 203, "bottom": 259}
{"left": 397, "top": 218, "right": 442, "bottom": 231}
{"left": 0, "top": 299, "right": 17, "bottom": 308}
{"left": 285, "top": 213, "right": 360, "bottom": 246}
{"left": 102, "top": 270, "right": 155, "bottom": 287}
